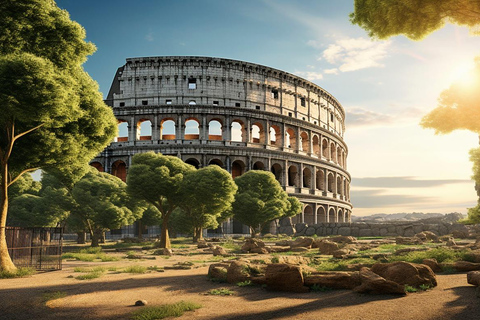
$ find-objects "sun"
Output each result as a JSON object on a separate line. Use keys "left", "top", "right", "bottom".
{"left": 448, "top": 60, "right": 476, "bottom": 87}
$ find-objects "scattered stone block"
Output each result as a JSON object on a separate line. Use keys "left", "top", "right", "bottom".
{"left": 371, "top": 261, "right": 437, "bottom": 288}
{"left": 353, "top": 267, "right": 406, "bottom": 295}
{"left": 265, "top": 263, "right": 309, "bottom": 293}
{"left": 304, "top": 271, "right": 361, "bottom": 289}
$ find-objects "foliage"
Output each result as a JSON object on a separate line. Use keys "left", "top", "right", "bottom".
{"left": 0, "top": 267, "right": 35, "bottom": 279}
{"left": 388, "top": 247, "right": 472, "bottom": 263}
{"left": 131, "top": 301, "right": 202, "bottom": 320}
{"left": 206, "top": 288, "right": 235, "bottom": 296}
{"left": 62, "top": 248, "right": 119, "bottom": 262}
{"left": 41, "top": 291, "right": 67, "bottom": 304}
{"left": 232, "top": 171, "right": 301, "bottom": 236}
{"left": 127, "top": 152, "right": 195, "bottom": 248}
{"left": 404, "top": 285, "right": 418, "bottom": 293}
{"left": 123, "top": 265, "right": 148, "bottom": 274}
{"left": 311, "top": 257, "right": 377, "bottom": 271}
{"left": 350, "top": 0, "right": 480, "bottom": 40}
{"left": 178, "top": 165, "right": 237, "bottom": 242}
{"left": 236, "top": 280, "right": 253, "bottom": 287}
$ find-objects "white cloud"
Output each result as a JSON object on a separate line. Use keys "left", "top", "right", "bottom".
{"left": 145, "top": 32, "right": 154, "bottom": 42}
{"left": 324, "top": 68, "right": 339, "bottom": 75}
{"left": 294, "top": 71, "right": 323, "bottom": 81}
{"left": 322, "top": 37, "right": 391, "bottom": 72}
{"left": 346, "top": 106, "right": 423, "bottom": 128}
{"left": 306, "top": 39, "right": 322, "bottom": 49}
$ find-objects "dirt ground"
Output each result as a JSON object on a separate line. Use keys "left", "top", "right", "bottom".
{"left": 1, "top": 245, "right": 480, "bottom": 320}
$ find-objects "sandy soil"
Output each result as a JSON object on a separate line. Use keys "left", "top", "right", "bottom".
{"left": 1, "top": 248, "right": 480, "bottom": 320}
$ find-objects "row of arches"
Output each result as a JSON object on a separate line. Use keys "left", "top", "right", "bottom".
{"left": 300, "top": 205, "right": 350, "bottom": 224}
{"left": 115, "top": 116, "right": 347, "bottom": 169}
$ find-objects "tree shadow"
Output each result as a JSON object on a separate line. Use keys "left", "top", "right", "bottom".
{"left": 441, "top": 285, "right": 480, "bottom": 320}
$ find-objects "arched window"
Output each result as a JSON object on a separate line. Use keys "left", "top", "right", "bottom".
{"left": 252, "top": 124, "right": 261, "bottom": 143}
{"left": 328, "top": 208, "right": 336, "bottom": 223}
{"left": 327, "top": 173, "right": 334, "bottom": 192}
{"left": 304, "top": 205, "right": 314, "bottom": 225}
{"left": 337, "top": 176, "right": 342, "bottom": 195}
{"left": 253, "top": 161, "right": 265, "bottom": 170}
{"left": 116, "top": 121, "right": 128, "bottom": 142}
{"left": 303, "top": 167, "right": 312, "bottom": 188}
{"left": 185, "top": 119, "right": 200, "bottom": 140}
{"left": 232, "top": 160, "right": 245, "bottom": 179}
{"left": 161, "top": 119, "right": 176, "bottom": 140}
{"left": 300, "top": 131, "right": 309, "bottom": 152}
{"left": 231, "top": 121, "right": 244, "bottom": 142}
{"left": 137, "top": 120, "right": 152, "bottom": 140}
{"left": 317, "top": 206, "right": 326, "bottom": 223}
{"left": 270, "top": 126, "right": 280, "bottom": 145}
{"left": 331, "top": 142, "right": 337, "bottom": 162}
{"left": 312, "top": 135, "right": 320, "bottom": 156}
{"left": 189, "top": 100, "right": 196, "bottom": 105}
{"left": 112, "top": 160, "right": 127, "bottom": 182}
{"left": 208, "top": 120, "right": 222, "bottom": 140}
{"left": 316, "top": 169, "right": 325, "bottom": 190}
{"left": 209, "top": 159, "right": 223, "bottom": 167}
{"left": 185, "top": 158, "right": 200, "bottom": 169}
{"left": 271, "top": 163, "right": 283, "bottom": 184}
{"left": 322, "top": 139, "right": 329, "bottom": 158}
{"left": 286, "top": 128, "right": 296, "bottom": 150}
{"left": 90, "top": 162, "right": 104, "bottom": 172}
{"left": 288, "top": 165, "right": 298, "bottom": 187}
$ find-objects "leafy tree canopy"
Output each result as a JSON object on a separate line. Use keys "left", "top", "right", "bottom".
{"left": 350, "top": 0, "right": 480, "bottom": 40}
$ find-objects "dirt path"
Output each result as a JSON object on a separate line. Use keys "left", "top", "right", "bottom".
{"left": 1, "top": 254, "right": 479, "bottom": 320}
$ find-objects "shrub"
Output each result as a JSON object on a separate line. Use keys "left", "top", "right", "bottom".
{"left": 123, "top": 265, "right": 147, "bottom": 274}
{"left": 0, "top": 267, "right": 35, "bottom": 279}
{"left": 236, "top": 280, "right": 253, "bottom": 287}
{"left": 131, "top": 301, "right": 202, "bottom": 320}
{"left": 206, "top": 288, "right": 235, "bottom": 296}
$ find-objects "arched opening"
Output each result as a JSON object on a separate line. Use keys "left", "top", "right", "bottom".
{"left": 327, "top": 173, "right": 335, "bottom": 192}
{"left": 337, "top": 147, "right": 342, "bottom": 165}
{"left": 316, "top": 169, "right": 325, "bottom": 190}
{"left": 116, "top": 121, "right": 128, "bottom": 142}
{"left": 328, "top": 207, "right": 336, "bottom": 223}
{"left": 189, "top": 100, "right": 196, "bottom": 105}
{"left": 137, "top": 120, "right": 152, "bottom": 140}
{"left": 312, "top": 135, "right": 320, "bottom": 156}
{"left": 208, "top": 159, "right": 223, "bottom": 167}
{"left": 285, "top": 128, "right": 296, "bottom": 150}
{"left": 330, "top": 142, "right": 337, "bottom": 163}
{"left": 338, "top": 209, "right": 344, "bottom": 223}
{"left": 185, "top": 158, "right": 200, "bottom": 169}
{"left": 303, "top": 167, "right": 312, "bottom": 188}
{"left": 112, "top": 160, "right": 127, "bottom": 182}
{"left": 322, "top": 139, "right": 329, "bottom": 158}
{"left": 160, "top": 119, "right": 176, "bottom": 140}
{"left": 185, "top": 119, "right": 200, "bottom": 140}
{"left": 90, "top": 162, "right": 104, "bottom": 172}
{"left": 300, "top": 131, "right": 309, "bottom": 152}
{"left": 208, "top": 120, "right": 222, "bottom": 141}
{"left": 288, "top": 165, "right": 298, "bottom": 187}
{"left": 270, "top": 125, "right": 281, "bottom": 146}
{"left": 337, "top": 176, "right": 342, "bottom": 195}
{"left": 271, "top": 163, "right": 283, "bottom": 184}
{"left": 251, "top": 124, "right": 261, "bottom": 143}
{"left": 253, "top": 161, "right": 265, "bottom": 170}
{"left": 317, "top": 206, "right": 326, "bottom": 223}
{"left": 232, "top": 160, "right": 245, "bottom": 179}
{"left": 304, "top": 205, "right": 314, "bottom": 225}
{"left": 346, "top": 182, "right": 350, "bottom": 201}
{"left": 231, "top": 121, "right": 244, "bottom": 142}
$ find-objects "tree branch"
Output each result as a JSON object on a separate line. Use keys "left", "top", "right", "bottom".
{"left": 12, "top": 123, "right": 45, "bottom": 143}
{"left": 8, "top": 167, "right": 39, "bottom": 187}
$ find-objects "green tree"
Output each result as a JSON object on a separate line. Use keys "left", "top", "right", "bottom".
{"left": 72, "top": 171, "right": 142, "bottom": 247}
{"left": 350, "top": 0, "right": 480, "bottom": 40}
{"left": 232, "top": 171, "right": 301, "bottom": 237}
{"left": 0, "top": 0, "right": 117, "bottom": 272}
{"left": 127, "top": 152, "right": 195, "bottom": 248}
{"left": 179, "top": 165, "right": 237, "bottom": 242}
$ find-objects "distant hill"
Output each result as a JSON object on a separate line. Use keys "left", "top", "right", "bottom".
{"left": 351, "top": 212, "right": 464, "bottom": 223}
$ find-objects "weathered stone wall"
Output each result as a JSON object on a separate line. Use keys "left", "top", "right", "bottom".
{"left": 286, "top": 221, "right": 469, "bottom": 237}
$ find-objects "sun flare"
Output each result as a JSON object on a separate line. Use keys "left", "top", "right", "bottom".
{"left": 448, "top": 60, "right": 476, "bottom": 87}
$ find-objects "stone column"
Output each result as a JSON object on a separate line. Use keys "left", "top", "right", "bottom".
{"left": 128, "top": 117, "right": 136, "bottom": 141}
{"left": 314, "top": 203, "right": 318, "bottom": 224}
{"left": 296, "top": 126, "right": 301, "bottom": 152}
{"left": 308, "top": 130, "right": 313, "bottom": 155}
{"left": 246, "top": 118, "right": 251, "bottom": 143}
{"left": 264, "top": 119, "right": 270, "bottom": 146}
{"left": 152, "top": 116, "right": 160, "bottom": 141}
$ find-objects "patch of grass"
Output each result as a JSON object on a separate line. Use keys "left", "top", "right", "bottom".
{"left": 419, "top": 284, "right": 433, "bottom": 291}
{"left": 123, "top": 265, "right": 147, "bottom": 274}
{"left": 62, "top": 247, "right": 119, "bottom": 262}
{"left": 220, "top": 240, "right": 241, "bottom": 251}
{"left": 131, "top": 301, "right": 202, "bottom": 320}
{"left": 107, "top": 267, "right": 118, "bottom": 272}
{"left": 310, "top": 284, "right": 333, "bottom": 292}
{"left": 271, "top": 257, "right": 279, "bottom": 263}
{"left": 206, "top": 288, "right": 235, "bottom": 296}
{"left": 73, "top": 266, "right": 106, "bottom": 273}
{"left": 311, "top": 257, "right": 377, "bottom": 272}
{"left": 147, "top": 265, "right": 164, "bottom": 272}
{"left": 42, "top": 291, "right": 67, "bottom": 304}
{"left": 236, "top": 280, "right": 253, "bottom": 287}
{"left": 405, "top": 285, "right": 417, "bottom": 293}
{"left": 388, "top": 247, "right": 470, "bottom": 264}
{"left": 0, "top": 267, "right": 35, "bottom": 279}
{"left": 75, "top": 272, "right": 103, "bottom": 280}
{"left": 125, "top": 251, "right": 143, "bottom": 259}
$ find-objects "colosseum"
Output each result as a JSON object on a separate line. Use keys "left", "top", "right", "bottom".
{"left": 91, "top": 56, "right": 352, "bottom": 235}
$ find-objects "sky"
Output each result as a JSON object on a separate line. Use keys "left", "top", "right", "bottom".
{"left": 56, "top": 0, "right": 480, "bottom": 216}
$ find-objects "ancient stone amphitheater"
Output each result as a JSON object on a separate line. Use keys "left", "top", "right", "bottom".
{"left": 92, "top": 56, "right": 352, "bottom": 234}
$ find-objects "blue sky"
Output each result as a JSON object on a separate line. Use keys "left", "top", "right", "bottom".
{"left": 57, "top": 0, "right": 480, "bottom": 216}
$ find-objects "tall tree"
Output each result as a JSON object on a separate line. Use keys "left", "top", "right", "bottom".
{"left": 350, "top": 0, "right": 480, "bottom": 40}
{"left": 0, "top": 0, "right": 117, "bottom": 272}
{"left": 232, "top": 171, "right": 301, "bottom": 237}
{"left": 179, "top": 165, "right": 237, "bottom": 242}
{"left": 127, "top": 152, "right": 195, "bottom": 248}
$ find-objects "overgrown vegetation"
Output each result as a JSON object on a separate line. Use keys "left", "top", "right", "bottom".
{"left": 310, "top": 257, "right": 377, "bottom": 272}
{"left": 131, "top": 301, "right": 202, "bottom": 320}
{"left": 62, "top": 247, "right": 119, "bottom": 262}
{"left": 206, "top": 288, "right": 235, "bottom": 296}
{"left": 388, "top": 248, "right": 473, "bottom": 264}
{"left": 236, "top": 280, "right": 253, "bottom": 287}
{"left": 0, "top": 267, "right": 35, "bottom": 279}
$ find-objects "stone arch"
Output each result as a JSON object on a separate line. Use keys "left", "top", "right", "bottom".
{"left": 338, "top": 208, "right": 344, "bottom": 223}
{"left": 231, "top": 120, "right": 245, "bottom": 142}
{"left": 304, "top": 205, "right": 314, "bottom": 225}
{"left": 288, "top": 165, "right": 298, "bottom": 187}
{"left": 116, "top": 120, "right": 128, "bottom": 142}
{"left": 90, "top": 162, "right": 104, "bottom": 172}
{"left": 337, "top": 146, "right": 342, "bottom": 165}
{"left": 271, "top": 163, "right": 283, "bottom": 185}
{"left": 185, "top": 118, "right": 200, "bottom": 139}
{"left": 270, "top": 125, "right": 281, "bottom": 146}
{"left": 300, "top": 131, "right": 309, "bottom": 152}
{"left": 303, "top": 167, "right": 312, "bottom": 188}
{"left": 232, "top": 160, "right": 245, "bottom": 179}
{"left": 312, "top": 135, "right": 320, "bottom": 157}
{"left": 137, "top": 119, "right": 152, "bottom": 140}
{"left": 316, "top": 169, "right": 325, "bottom": 190}
{"left": 208, "top": 158, "right": 223, "bottom": 167}
{"left": 160, "top": 119, "right": 176, "bottom": 140}
{"left": 189, "top": 100, "right": 196, "bottom": 105}
{"left": 337, "top": 176, "right": 342, "bottom": 195}
{"left": 253, "top": 161, "right": 265, "bottom": 170}
{"left": 317, "top": 206, "right": 326, "bottom": 223}
{"left": 208, "top": 120, "right": 222, "bottom": 140}
{"left": 331, "top": 142, "right": 337, "bottom": 163}
{"left": 322, "top": 139, "right": 329, "bottom": 158}
{"left": 285, "top": 128, "right": 296, "bottom": 150}
{"left": 185, "top": 158, "right": 200, "bottom": 169}
{"left": 112, "top": 160, "right": 127, "bottom": 182}
{"left": 327, "top": 172, "right": 335, "bottom": 192}
{"left": 328, "top": 207, "right": 336, "bottom": 223}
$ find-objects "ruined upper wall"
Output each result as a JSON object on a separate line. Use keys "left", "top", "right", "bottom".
{"left": 107, "top": 56, "right": 346, "bottom": 138}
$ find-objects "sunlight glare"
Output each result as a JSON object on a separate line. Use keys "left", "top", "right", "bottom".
{"left": 448, "top": 60, "right": 476, "bottom": 87}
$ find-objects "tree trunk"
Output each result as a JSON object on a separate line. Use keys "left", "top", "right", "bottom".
{"left": 77, "top": 231, "right": 86, "bottom": 244}
{"left": 90, "top": 228, "right": 103, "bottom": 247}
{"left": 137, "top": 220, "right": 143, "bottom": 240}
{"left": 193, "top": 227, "right": 203, "bottom": 243}
{"left": 0, "top": 162, "right": 16, "bottom": 272}
{"left": 250, "top": 226, "right": 258, "bottom": 238}
{"left": 159, "top": 214, "right": 171, "bottom": 248}
{"left": 100, "top": 231, "right": 106, "bottom": 244}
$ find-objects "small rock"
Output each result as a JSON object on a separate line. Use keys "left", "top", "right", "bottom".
{"left": 316, "top": 240, "right": 339, "bottom": 255}
{"left": 333, "top": 249, "right": 349, "bottom": 258}
{"left": 290, "top": 247, "right": 309, "bottom": 252}
{"left": 135, "top": 300, "right": 147, "bottom": 306}
{"left": 422, "top": 259, "right": 442, "bottom": 273}
{"left": 467, "top": 271, "right": 480, "bottom": 286}
{"left": 455, "top": 261, "right": 480, "bottom": 272}
{"left": 212, "top": 246, "right": 228, "bottom": 256}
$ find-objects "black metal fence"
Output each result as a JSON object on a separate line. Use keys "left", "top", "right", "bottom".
{"left": 6, "top": 227, "right": 63, "bottom": 270}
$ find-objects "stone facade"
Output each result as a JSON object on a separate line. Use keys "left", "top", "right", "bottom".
{"left": 93, "top": 56, "right": 353, "bottom": 232}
